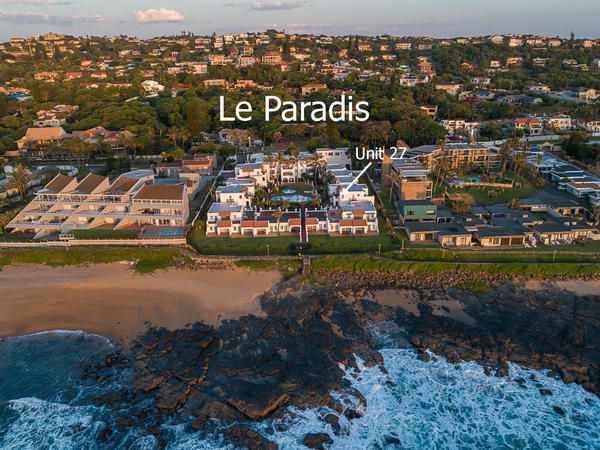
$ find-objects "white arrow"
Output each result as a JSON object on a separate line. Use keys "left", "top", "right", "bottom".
{"left": 342, "top": 162, "right": 372, "bottom": 193}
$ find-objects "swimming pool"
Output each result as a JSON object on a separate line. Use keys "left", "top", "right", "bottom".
{"left": 158, "top": 230, "right": 184, "bottom": 236}
{"left": 272, "top": 194, "right": 313, "bottom": 203}
{"left": 281, "top": 189, "right": 296, "bottom": 194}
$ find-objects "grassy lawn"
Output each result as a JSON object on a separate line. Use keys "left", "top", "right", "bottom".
{"left": 189, "top": 232, "right": 397, "bottom": 256}
{"left": 188, "top": 219, "right": 398, "bottom": 256}
{"left": 234, "top": 259, "right": 302, "bottom": 271}
{"left": 384, "top": 247, "right": 600, "bottom": 263}
{"left": 311, "top": 255, "right": 600, "bottom": 277}
{"left": 307, "top": 233, "right": 396, "bottom": 254}
{"left": 378, "top": 187, "right": 398, "bottom": 217}
{"left": 446, "top": 178, "right": 538, "bottom": 205}
{"left": 0, "top": 247, "right": 183, "bottom": 274}
{"left": 192, "top": 234, "right": 298, "bottom": 256}
{"left": 71, "top": 229, "right": 140, "bottom": 239}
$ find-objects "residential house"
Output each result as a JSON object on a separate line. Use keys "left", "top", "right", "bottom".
{"left": 301, "top": 83, "right": 328, "bottom": 95}
{"left": 562, "top": 87, "right": 597, "bottom": 100}
{"left": 513, "top": 117, "right": 543, "bottom": 136}
{"left": 435, "top": 82, "right": 463, "bottom": 96}
{"left": 545, "top": 115, "right": 573, "bottom": 131}
{"left": 71, "top": 126, "right": 136, "bottom": 156}
{"left": 17, "top": 127, "right": 68, "bottom": 153}
{"left": 262, "top": 51, "right": 282, "bottom": 65}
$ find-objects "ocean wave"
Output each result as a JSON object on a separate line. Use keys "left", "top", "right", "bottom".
{"left": 1, "top": 338, "right": 599, "bottom": 448}
{"left": 0, "top": 398, "right": 106, "bottom": 450}
{"left": 252, "top": 349, "right": 600, "bottom": 449}
{"left": 1, "top": 330, "right": 115, "bottom": 347}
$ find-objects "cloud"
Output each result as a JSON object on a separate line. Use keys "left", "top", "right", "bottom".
{"left": 18, "top": 0, "right": 73, "bottom": 5}
{"left": 0, "top": 9, "right": 102, "bottom": 25}
{"left": 134, "top": 8, "right": 184, "bottom": 23}
{"left": 249, "top": 1, "right": 308, "bottom": 11}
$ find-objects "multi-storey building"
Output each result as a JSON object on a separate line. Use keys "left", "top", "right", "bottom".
{"left": 390, "top": 159, "right": 432, "bottom": 201}
{"left": 406, "top": 143, "right": 500, "bottom": 171}
{"left": 207, "top": 148, "right": 379, "bottom": 237}
{"left": 8, "top": 170, "right": 189, "bottom": 239}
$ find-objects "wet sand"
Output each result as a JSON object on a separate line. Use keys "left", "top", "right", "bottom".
{"left": 374, "top": 289, "right": 477, "bottom": 325}
{"left": 0, "top": 264, "right": 280, "bottom": 342}
{"left": 526, "top": 279, "right": 600, "bottom": 297}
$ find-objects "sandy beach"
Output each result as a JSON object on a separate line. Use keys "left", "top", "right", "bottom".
{"left": 0, "top": 264, "right": 280, "bottom": 342}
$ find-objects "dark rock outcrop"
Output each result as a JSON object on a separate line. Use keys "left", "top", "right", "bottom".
{"left": 89, "top": 286, "right": 381, "bottom": 448}
{"left": 84, "top": 273, "right": 600, "bottom": 448}
{"left": 302, "top": 432, "right": 333, "bottom": 449}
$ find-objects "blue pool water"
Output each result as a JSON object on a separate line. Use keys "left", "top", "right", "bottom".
{"left": 272, "top": 194, "right": 313, "bottom": 203}
{"left": 281, "top": 189, "right": 296, "bottom": 194}
{"left": 158, "top": 230, "right": 183, "bottom": 236}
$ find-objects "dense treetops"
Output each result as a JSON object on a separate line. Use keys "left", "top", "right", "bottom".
{"left": 0, "top": 33, "right": 599, "bottom": 155}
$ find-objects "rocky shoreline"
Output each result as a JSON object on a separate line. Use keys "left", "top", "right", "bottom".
{"left": 84, "top": 271, "right": 600, "bottom": 449}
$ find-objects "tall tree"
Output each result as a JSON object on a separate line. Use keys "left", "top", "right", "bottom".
{"left": 7, "top": 163, "right": 31, "bottom": 201}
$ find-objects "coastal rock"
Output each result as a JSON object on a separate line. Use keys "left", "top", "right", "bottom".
{"left": 224, "top": 425, "right": 278, "bottom": 450}
{"left": 90, "top": 287, "right": 381, "bottom": 447}
{"left": 302, "top": 432, "right": 333, "bottom": 449}
{"left": 85, "top": 273, "right": 600, "bottom": 448}
{"left": 323, "top": 413, "right": 340, "bottom": 434}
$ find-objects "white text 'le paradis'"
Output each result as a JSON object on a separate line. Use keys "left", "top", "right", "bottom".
{"left": 219, "top": 94, "right": 370, "bottom": 123}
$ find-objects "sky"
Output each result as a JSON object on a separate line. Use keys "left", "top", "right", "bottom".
{"left": 0, "top": 0, "right": 599, "bottom": 41}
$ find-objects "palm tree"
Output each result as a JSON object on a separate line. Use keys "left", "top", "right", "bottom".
{"left": 304, "top": 156, "right": 320, "bottom": 185}
{"left": 498, "top": 141, "right": 513, "bottom": 179}
{"left": 388, "top": 172, "right": 401, "bottom": 203}
{"left": 593, "top": 206, "right": 600, "bottom": 227}
{"left": 511, "top": 150, "right": 527, "bottom": 186}
{"left": 273, "top": 209, "right": 284, "bottom": 235}
{"left": 208, "top": 184, "right": 217, "bottom": 201}
{"left": 500, "top": 137, "right": 521, "bottom": 179}
{"left": 167, "top": 127, "right": 180, "bottom": 146}
{"left": 179, "top": 129, "right": 191, "bottom": 149}
{"left": 7, "top": 163, "right": 31, "bottom": 201}
{"left": 280, "top": 199, "right": 291, "bottom": 211}
{"left": 271, "top": 131, "right": 282, "bottom": 144}
{"left": 310, "top": 195, "right": 321, "bottom": 208}
{"left": 433, "top": 155, "right": 451, "bottom": 193}
{"left": 508, "top": 198, "right": 522, "bottom": 210}
{"left": 118, "top": 133, "right": 133, "bottom": 157}
{"left": 130, "top": 138, "right": 145, "bottom": 160}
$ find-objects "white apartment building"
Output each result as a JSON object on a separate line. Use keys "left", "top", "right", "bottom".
{"left": 8, "top": 170, "right": 189, "bottom": 239}
{"left": 440, "top": 119, "right": 480, "bottom": 139}
{"left": 316, "top": 147, "right": 351, "bottom": 166}
{"left": 206, "top": 147, "right": 379, "bottom": 237}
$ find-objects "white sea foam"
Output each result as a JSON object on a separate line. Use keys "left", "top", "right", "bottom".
{"left": 2, "top": 346, "right": 599, "bottom": 449}
{"left": 252, "top": 349, "right": 600, "bottom": 449}
{"left": 0, "top": 398, "right": 106, "bottom": 450}
{"left": 5, "top": 329, "right": 115, "bottom": 347}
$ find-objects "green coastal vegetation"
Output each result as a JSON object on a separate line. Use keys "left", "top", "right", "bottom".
{"left": 0, "top": 247, "right": 183, "bottom": 274}
{"left": 309, "top": 255, "right": 600, "bottom": 277}
{"left": 188, "top": 219, "right": 397, "bottom": 256}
